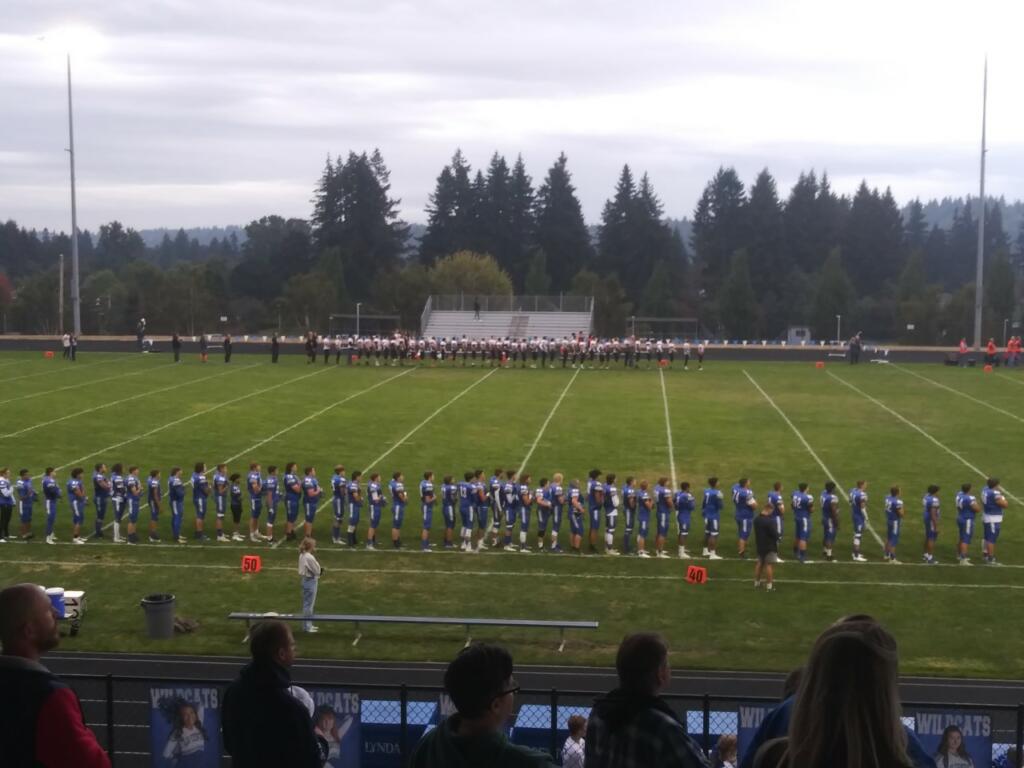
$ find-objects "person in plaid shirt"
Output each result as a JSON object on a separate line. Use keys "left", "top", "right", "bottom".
{"left": 585, "top": 633, "right": 709, "bottom": 768}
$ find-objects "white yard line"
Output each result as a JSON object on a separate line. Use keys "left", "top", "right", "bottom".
{"left": 45, "top": 365, "right": 333, "bottom": 477}
{"left": 2, "top": 365, "right": 257, "bottom": 439}
{"left": 892, "top": 364, "right": 1024, "bottom": 425}
{"left": 0, "top": 363, "right": 168, "bottom": 407}
{"left": 828, "top": 371, "right": 1022, "bottom": 505}
{"left": 0, "top": 356, "right": 124, "bottom": 383}
{"left": 744, "top": 369, "right": 886, "bottom": 549}
{"left": 659, "top": 368, "right": 678, "bottom": 488}
{"left": 517, "top": 367, "right": 581, "bottom": 475}
{"left": 6, "top": 556, "right": 1023, "bottom": 590}
{"left": 996, "top": 372, "right": 1024, "bottom": 387}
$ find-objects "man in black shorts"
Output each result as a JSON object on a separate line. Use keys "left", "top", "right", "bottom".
{"left": 753, "top": 503, "right": 779, "bottom": 592}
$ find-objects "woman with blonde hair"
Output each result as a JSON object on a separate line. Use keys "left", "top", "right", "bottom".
{"left": 298, "top": 537, "right": 322, "bottom": 634}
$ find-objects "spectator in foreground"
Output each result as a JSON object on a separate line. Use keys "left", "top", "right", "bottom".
{"left": 0, "top": 583, "right": 111, "bottom": 767}
{"left": 409, "top": 643, "right": 556, "bottom": 767}
{"left": 585, "top": 632, "right": 709, "bottom": 768}
{"left": 222, "top": 620, "right": 321, "bottom": 768}
{"left": 562, "top": 713, "right": 586, "bottom": 768}
{"left": 741, "top": 615, "right": 935, "bottom": 768}
{"left": 713, "top": 734, "right": 738, "bottom": 768}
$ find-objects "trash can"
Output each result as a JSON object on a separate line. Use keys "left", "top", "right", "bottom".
{"left": 140, "top": 593, "right": 176, "bottom": 639}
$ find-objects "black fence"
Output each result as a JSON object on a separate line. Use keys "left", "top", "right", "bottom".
{"left": 65, "top": 673, "right": 1023, "bottom": 768}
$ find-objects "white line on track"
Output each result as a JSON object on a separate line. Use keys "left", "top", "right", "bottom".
{"left": 659, "top": 368, "right": 678, "bottom": 488}
{"left": 0, "top": 356, "right": 123, "bottom": 383}
{"left": 891, "top": 364, "right": 1024, "bottom": 424}
{"left": 0, "top": 362, "right": 169, "bottom": 407}
{"left": 1, "top": 364, "right": 257, "bottom": 439}
{"left": 744, "top": 369, "right": 886, "bottom": 549}
{"left": 828, "top": 371, "right": 1023, "bottom": 505}
{"left": 5, "top": 556, "right": 1022, "bottom": 590}
{"left": 517, "top": 367, "right": 580, "bottom": 475}
{"left": 44, "top": 365, "right": 330, "bottom": 477}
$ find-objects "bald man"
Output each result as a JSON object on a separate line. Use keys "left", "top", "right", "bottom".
{"left": 0, "top": 583, "right": 111, "bottom": 768}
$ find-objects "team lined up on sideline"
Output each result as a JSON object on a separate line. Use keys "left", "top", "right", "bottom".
{"left": 0, "top": 464, "right": 1009, "bottom": 565}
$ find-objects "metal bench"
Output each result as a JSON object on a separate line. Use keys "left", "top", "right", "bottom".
{"left": 228, "top": 612, "right": 598, "bottom": 652}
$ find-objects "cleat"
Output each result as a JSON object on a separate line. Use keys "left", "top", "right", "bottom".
{"left": 73, "top": 537, "right": 87, "bottom": 545}
{"left": 21, "top": 532, "right": 35, "bottom": 541}
{"left": 177, "top": 536, "right": 188, "bottom": 544}
{"left": 149, "top": 534, "right": 161, "bottom": 543}
{"left": 606, "top": 548, "right": 620, "bottom": 556}
{"left": 637, "top": 551, "right": 651, "bottom": 558}
{"left": 216, "top": 534, "right": 229, "bottom": 542}
{"left": 774, "top": 556, "right": 785, "bottom": 563}
{"left": 366, "top": 543, "right": 376, "bottom": 550}
{"left": 701, "top": 548, "right": 710, "bottom": 557}
{"left": 45, "top": 535, "right": 56, "bottom": 545}
{"left": 959, "top": 558, "right": 972, "bottom": 566}
{"left": 232, "top": 532, "right": 245, "bottom": 542}
{"left": 656, "top": 551, "right": 670, "bottom": 559}
{"left": 852, "top": 554, "right": 867, "bottom": 562}
{"left": 305, "top": 626, "right": 319, "bottom": 634}
{"left": 707, "top": 552, "right": 723, "bottom": 560}
{"left": 332, "top": 538, "right": 342, "bottom": 545}
{"left": 112, "top": 536, "right": 125, "bottom": 544}
{"left": 251, "top": 534, "right": 263, "bottom": 543}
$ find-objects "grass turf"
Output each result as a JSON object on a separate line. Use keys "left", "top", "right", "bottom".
{"left": 0, "top": 351, "right": 1022, "bottom": 677}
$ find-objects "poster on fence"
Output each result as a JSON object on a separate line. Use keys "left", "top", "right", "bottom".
{"left": 149, "top": 685, "right": 221, "bottom": 768}
{"left": 310, "top": 688, "right": 362, "bottom": 768}
{"left": 913, "top": 710, "right": 992, "bottom": 768}
{"left": 736, "top": 703, "right": 771, "bottom": 759}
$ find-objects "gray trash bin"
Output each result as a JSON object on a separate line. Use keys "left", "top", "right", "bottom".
{"left": 140, "top": 593, "right": 176, "bottom": 639}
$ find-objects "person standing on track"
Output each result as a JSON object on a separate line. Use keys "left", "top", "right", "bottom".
{"left": 922, "top": 484, "right": 941, "bottom": 565}
{"left": 172, "top": 332, "right": 182, "bottom": 363}
{"left": 982, "top": 477, "right": 1008, "bottom": 565}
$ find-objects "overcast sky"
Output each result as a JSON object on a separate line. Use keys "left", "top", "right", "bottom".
{"left": 3, "top": 0, "right": 1023, "bottom": 232}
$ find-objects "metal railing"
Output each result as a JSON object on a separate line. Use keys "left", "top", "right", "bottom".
{"left": 60, "top": 673, "right": 1024, "bottom": 768}
{"left": 428, "top": 295, "right": 593, "bottom": 313}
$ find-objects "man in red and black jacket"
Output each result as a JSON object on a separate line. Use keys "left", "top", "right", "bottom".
{"left": 0, "top": 583, "right": 111, "bottom": 768}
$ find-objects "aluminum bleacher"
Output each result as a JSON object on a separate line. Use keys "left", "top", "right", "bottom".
{"left": 420, "top": 295, "right": 593, "bottom": 340}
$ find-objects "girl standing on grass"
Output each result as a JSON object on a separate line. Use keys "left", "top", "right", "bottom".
{"left": 298, "top": 537, "right": 322, "bottom": 633}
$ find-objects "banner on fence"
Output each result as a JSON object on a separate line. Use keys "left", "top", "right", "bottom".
{"left": 310, "top": 688, "right": 362, "bottom": 768}
{"left": 913, "top": 710, "right": 992, "bottom": 768}
{"left": 149, "top": 685, "right": 221, "bottom": 768}
{"left": 737, "top": 703, "right": 771, "bottom": 758}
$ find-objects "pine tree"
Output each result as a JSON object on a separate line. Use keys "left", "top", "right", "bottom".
{"left": 904, "top": 199, "right": 928, "bottom": 252}
{"left": 691, "top": 167, "right": 747, "bottom": 296}
{"left": 419, "top": 150, "right": 474, "bottom": 264}
{"left": 523, "top": 249, "right": 552, "bottom": 294}
{"left": 535, "top": 153, "right": 594, "bottom": 291}
{"left": 811, "top": 249, "right": 853, "bottom": 340}
{"left": 745, "top": 169, "right": 786, "bottom": 292}
{"left": 720, "top": 250, "right": 758, "bottom": 339}
{"left": 507, "top": 155, "right": 536, "bottom": 288}
{"left": 597, "top": 164, "right": 637, "bottom": 282}
{"left": 842, "top": 183, "right": 905, "bottom": 293}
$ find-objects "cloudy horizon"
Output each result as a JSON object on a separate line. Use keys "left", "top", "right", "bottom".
{"left": 2, "top": 0, "right": 1023, "bottom": 233}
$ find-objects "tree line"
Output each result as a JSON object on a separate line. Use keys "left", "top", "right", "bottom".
{"left": 1, "top": 149, "right": 1021, "bottom": 342}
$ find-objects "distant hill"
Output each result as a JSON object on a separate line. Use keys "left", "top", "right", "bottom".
{"left": 137, "top": 225, "right": 247, "bottom": 248}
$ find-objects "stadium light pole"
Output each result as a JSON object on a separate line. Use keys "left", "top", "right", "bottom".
{"left": 66, "top": 53, "right": 82, "bottom": 337}
{"left": 835, "top": 314, "right": 841, "bottom": 343}
{"left": 1004, "top": 318, "right": 1009, "bottom": 346}
{"left": 355, "top": 302, "right": 362, "bottom": 337}
{"left": 972, "top": 58, "right": 988, "bottom": 351}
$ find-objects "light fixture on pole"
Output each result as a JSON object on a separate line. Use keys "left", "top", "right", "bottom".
{"left": 835, "top": 314, "right": 842, "bottom": 343}
{"left": 355, "top": 303, "right": 362, "bottom": 337}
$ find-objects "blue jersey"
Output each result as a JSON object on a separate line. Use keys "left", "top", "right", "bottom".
{"left": 192, "top": 472, "right": 209, "bottom": 501}
{"left": 0, "top": 477, "right": 12, "bottom": 506}
{"left": 956, "top": 491, "right": 977, "bottom": 519}
{"left": 66, "top": 478, "right": 84, "bottom": 501}
{"left": 265, "top": 475, "right": 280, "bottom": 502}
{"left": 302, "top": 475, "right": 320, "bottom": 503}
{"left": 587, "top": 479, "right": 603, "bottom": 510}
{"left": 568, "top": 485, "right": 583, "bottom": 512}
{"left": 849, "top": 488, "right": 867, "bottom": 519}
{"left": 702, "top": 488, "right": 723, "bottom": 515}
{"left": 820, "top": 491, "right": 839, "bottom": 519}
{"left": 16, "top": 477, "right": 36, "bottom": 505}
{"left": 472, "top": 480, "right": 486, "bottom": 507}
{"left": 420, "top": 480, "right": 435, "bottom": 507}
{"left": 442, "top": 483, "right": 457, "bottom": 506}
{"left": 331, "top": 473, "right": 347, "bottom": 500}
{"left": 791, "top": 491, "right": 812, "bottom": 517}
{"left": 654, "top": 484, "right": 671, "bottom": 514}
{"left": 923, "top": 493, "right": 940, "bottom": 523}
{"left": 638, "top": 488, "right": 652, "bottom": 511}
{"left": 369, "top": 481, "right": 384, "bottom": 509}
{"left": 457, "top": 481, "right": 471, "bottom": 510}
{"left": 284, "top": 473, "right": 302, "bottom": 501}
{"left": 247, "top": 471, "right": 263, "bottom": 498}
{"left": 230, "top": 481, "right": 243, "bottom": 507}
{"left": 110, "top": 472, "right": 126, "bottom": 500}
{"left": 489, "top": 475, "right": 503, "bottom": 506}
{"left": 623, "top": 484, "right": 637, "bottom": 512}
{"left": 168, "top": 476, "right": 185, "bottom": 502}
{"left": 213, "top": 471, "right": 228, "bottom": 498}
{"left": 42, "top": 475, "right": 62, "bottom": 501}
{"left": 551, "top": 484, "right": 565, "bottom": 512}
{"left": 767, "top": 491, "right": 783, "bottom": 517}
{"left": 390, "top": 479, "right": 406, "bottom": 505}
{"left": 93, "top": 471, "right": 110, "bottom": 499}
{"left": 503, "top": 479, "right": 518, "bottom": 511}
{"left": 147, "top": 476, "right": 162, "bottom": 505}
{"left": 733, "top": 485, "right": 754, "bottom": 518}
{"left": 674, "top": 490, "right": 696, "bottom": 515}
{"left": 536, "top": 486, "right": 549, "bottom": 511}
{"left": 982, "top": 487, "right": 1005, "bottom": 519}
{"left": 884, "top": 495, "right": 904, "bottom": 522}
{"left": 518, "top": 483, "right": 531, "bottom": 508}
{"left": 126, "top": 474, "right": 142, "bottom": 501}
{"left": 604, "top": 483, "right": 619, "bottom": 511}
{"left": 347, "top": 479, "right": 362, "bottom": 506}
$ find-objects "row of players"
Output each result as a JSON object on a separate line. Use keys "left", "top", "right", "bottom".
{"left": 0, "top": 466, "right": 1009, "bottom": 564}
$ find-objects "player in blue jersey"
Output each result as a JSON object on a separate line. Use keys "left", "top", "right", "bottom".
{"left": 733, "top": 478, "right": 758, "bottom": 558}
{"left": 229, "top": 473, "right": 243, "bottom": 535}
{"left": 420, "top": 471, "right": 436, "bottom": 551}
{"left": 820, "top": 481, "right": 840, "bottom": 561}
{"left": 982, "top": 477, "right": 1009, "bottom": 565}
{"left": 346, "top": 470, "right": 363, "bottom": 546}
{"left": 472, "top": 470, "right": 490, "bottom": 551}
{"left": 653, "top": 477, "right": 673, "bottom": 559}
{"left": 92, "top": 463, "right": 111, "bottom": 540}
{"left": 191, "top": 462, "right": 211, "bottom": 541}
{"left": 67, "top": 467, "right": 88, "bottom": 544}
{"left": 0, "top": 468, "right": 13, "bottom": 542}
{"left": 790, "top": 482, "right": 813, "bottom": 563}
{"left": 549, "top": 473, "right": 565, "bottom": 553}
{"left": 247, "top": 462, "right": 266, "bottom": 543}
{"left": 534, "top": 478, "right": 551, "bottom": 550}
{"left": 848, "top": 479, "right": 869, "bottom": 562}
{"left": 109, "top": 464, "right": 126, "bottom": 543}
{"left": 15, "top": 469, "right": 37, "bottom": 542}
{"left": 367, "top": 472, "right": 384, "bottom": 550}
{"left": 567, "top": 479, "right": 585, "bottom": 554}
{"left": 765, "top": 481, "right": 786, "bottom": 565}
{"left": 702, "top": 477, "right": 724, "bottom": 560}
{"left": 922, "top": 484, "right": 941, "bottom": 564}
{"left": 458, "top": 471, "right": 474, "bottom": 551}
{"left": 389, "top": 471, "right": 406, "bottom": 549}
{"left": 488, "top": 469, "right": 505, "bottom": 547}
{"left": 674, "top": 481, "right": 696, "bottom": 560}
{"left": 586, "top": 469, "right": 605, "bottom": 554}
{"left": 635, "top": 479, "right": 653, "bottom": 558}
{"left": 956, "top": 483, "right": 980, "bottom": 566}
{"left": 302, "top": 467, "right": 322, "bottom": 538}
{"left": 330, "top": 464, "right": 347, "bottom": 545}
{"left": 168, "top": 467, "right": 187, "bottom": 544}
{"left": 515, "top": 474, "right": 533, "bottom": 552}
{"left": 502, "top": 470, "right": 520, "bottom": 550}
{"left": 42, "top": 467, "right": 61, "bottom": 545}
{"left": 603, "top": 473, "right": 620, "bottom": 556}
{"left": 147, "top": 469, "right": 162, "bottom": 543}
{"left": 283, "top": 462, "right": 302, "bottom": 542}
{"left": 621, "top": 477, "right": 638, "bottom": 554}
{"left": 884, "top": 486, "right": 904, "bottom": 562}
{"left": 263, "top": 465, "right": 280, "bottom": 542}
{"left": 125, "top": 466, "right": 142, "bottom": 545}
{"left": 212, "top": 463, "right": 230, "bottom": 542}
{"left": 441, "top": 474, "right": 457, "bottom": 549}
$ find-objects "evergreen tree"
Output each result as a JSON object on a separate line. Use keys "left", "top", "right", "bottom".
{"left": 841, "top": 183, "right": 905, "bottom": 293}
{"left": 719, "top": 250, "right": 758, "bottom": 339}
{"left": 783, "top": 171, "right": 821, "bottom": 274}
{"left": 691, "top": 167, "right": 747, "bottom": 295}
{"left": 507, "top": 155, "right": 536, "bottom": 287}
{"left": 944, "top": 202, "right": 977, "bottom": 290}
{"left": 904, "top": 199, "right": 928, "bottom": 252}
{"left": 597, "top": 164, "right": 638, "bottom": 283}
{"left": 535, "top": 153, "right": 594, "bottom": 291}
{"left": 744, "top": 169, "right": 786, "bottom": 292}
{"left": 418, "top": 149, "right": 474, "bottom": 263}
{"left": 482, "top": 152, "right": 514, "bottom": 273}
{"left": 811, "top": 249, "right": 854, "bottom": 340}
{"left": 523, "top": 249, "right": 552, "bottom": 294}
{"left": 985, "top": 255, "right": 1017, "bottom": 339}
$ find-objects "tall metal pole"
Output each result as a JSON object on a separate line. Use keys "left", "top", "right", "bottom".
{"left": 58, "top": 253, "right": 65, "bottom": 333}
{"left": 972, "top": 58, "right": 988, "bottom": 350}
{"left": 67, "top": 54, "right": 82, "bottom": 337}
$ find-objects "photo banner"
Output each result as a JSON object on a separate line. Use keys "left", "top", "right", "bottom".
{"left": 149, "top": 685, "right": 221, "bottom": 768}
{"left": 913, "top": 710, "right": 992, "bottom": 768}
{"left": 310, "top": 688, "right": 362, "bottom": 768}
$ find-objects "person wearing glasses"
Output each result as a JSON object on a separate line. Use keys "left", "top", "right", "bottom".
{"left": 409, "top": 643, "right": 556, "bottom": 767}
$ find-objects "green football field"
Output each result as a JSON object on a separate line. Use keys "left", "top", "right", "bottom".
{"left": 0, "top": 350, "right": 1022, "bottom": 677}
